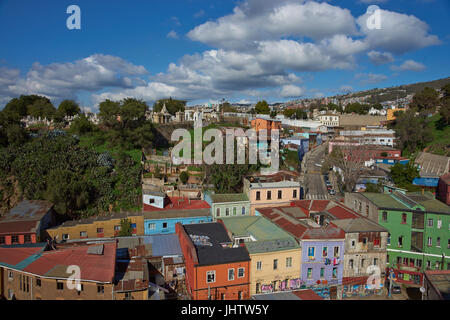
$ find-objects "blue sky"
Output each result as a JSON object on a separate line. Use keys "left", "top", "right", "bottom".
{"left": 0, "top": 0, "right": 449, "bottom": 110}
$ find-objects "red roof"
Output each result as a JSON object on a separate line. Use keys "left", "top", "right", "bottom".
{"left": 0, "top": 246, "right": 45, "bottom": 266}
{"left": 143, "top": 197, "right": 210, "bottom": 212}
{"left": 0, "top": 220, "right": 39, "bottom": 235}
{"left": 309, "top": 200, "right": 331, "bottom": 212}
{"left": 292, "top": 289, "right": 324, "bottom": 300}
{"left": 327, "top": 205, "right": 359, "bottom": 220}
{"left": 301, "top": 223, "right": 346, "bottom": 240}
{"left": 24, "top": 242, "right": 117, "bottom": 283}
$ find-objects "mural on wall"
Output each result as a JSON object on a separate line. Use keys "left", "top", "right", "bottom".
{"left": 259, "top": 278, "right": 304, "bottom": 293}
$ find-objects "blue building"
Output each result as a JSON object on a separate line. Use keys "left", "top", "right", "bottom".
{"left": 143, "top": 197, "right": 212, "bottom": 235}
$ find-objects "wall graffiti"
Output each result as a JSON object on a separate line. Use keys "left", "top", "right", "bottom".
{"left": 259, "top": 278, "right": 304, "bottom": 293}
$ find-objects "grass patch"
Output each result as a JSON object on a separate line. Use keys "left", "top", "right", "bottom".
{"left": 425, "top": 114, "right": 450, "bottom": 156}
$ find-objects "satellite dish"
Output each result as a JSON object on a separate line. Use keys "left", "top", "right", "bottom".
{"left": 420, "top": 287, "right": 425, "bottom": 293}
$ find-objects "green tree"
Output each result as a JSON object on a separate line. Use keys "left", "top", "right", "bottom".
{"left": 438, "top": 84, "right": 450, "bottom": 127}
{"left": 221, "top": 102, "right": 237, "bottom": 112}
{"left": 254, "top": 100, "right": 270, "bottom": 114}
{"left": 410, "top": 87, "right": 439, "bottom": 113}
{"left": 27, "top": 98, "right": 56, "bottom": 119}
{"left": 295, "top": 109, "right": 308, "bottom": 119}
{"left": 270, "top": 110, "right": 277, "bottom": 118}
{"left": 283, "top": 108, "right": 296, "bottom": 118}
{"left": 57, "top": 100, "right": 81, "bottom": 117}
{"left": 390, "top": 162, "right": 420, "bottom": 190}
{"left": 153, "top": 98, "right": 186, "bottom": 115}
{"left": 6, "top": 124, "right": 28, "bottom": 146}
{"left": 69, "top": 114, "right": 95, "bottom": 135}
{"left": 99, "top": 99, "right": 121, "bottom": 128}
{"left": 179, "top": 171, "right": 189, "bottom": 184}
{"left": 118, "top": 218, "right": 133, "bottom": 236}
{"left": 390, "top": 109, "right": 433, "bottom": 154}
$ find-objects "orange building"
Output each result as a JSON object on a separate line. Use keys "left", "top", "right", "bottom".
{"left": 250, "top": 118, "right": 282, "bottom": 132}
{"left": 176, "top": 222, "right": 251, "bottom": 300}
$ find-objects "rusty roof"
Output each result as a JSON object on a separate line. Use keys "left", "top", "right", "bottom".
{"left": 0, "top": 200, "right": 53, "bottom": 223}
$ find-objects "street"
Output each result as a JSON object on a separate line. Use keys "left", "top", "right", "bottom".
{"left": 302, "top": 142, "right": 330, "bottom": 200}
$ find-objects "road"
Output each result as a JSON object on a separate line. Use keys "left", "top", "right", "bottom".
{"left": 302, "top": 142, "right": 330, "bottom": 200}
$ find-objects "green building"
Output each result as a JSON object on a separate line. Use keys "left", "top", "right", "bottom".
{"left": 204, "top": 192, "right": 251, "bottom": 220}
{"left": 345, "top": 191, "right": 450, "bottom": 286}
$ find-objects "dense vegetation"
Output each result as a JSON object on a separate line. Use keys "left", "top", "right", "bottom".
{"left": 152, "top": 98, "right": 186, "bottom": 115}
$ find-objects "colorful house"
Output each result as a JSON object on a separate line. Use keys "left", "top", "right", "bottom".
{"left": 257, "top": 203, "right": 345, "bottom": 299}
{"left": 221, "top": 216, "right": 301, "bottom": 296}
{"left": 0, "top": 200, "right": 55, "bottom": 245}
{"left": 176, "top": 222, "right": 251, "bottom": 300}
{"left": 143, "top": 197, "right": 212, "bottom": 235}
{"left": 204, "top": 192, "right": 251, "bottom": 221}
{"left": 345, "top": 191, "right": 450, "bottom": 285}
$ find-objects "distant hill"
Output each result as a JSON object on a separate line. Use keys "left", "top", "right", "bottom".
{"left": 337, "top": 77, "right": 450, "bottom": 104}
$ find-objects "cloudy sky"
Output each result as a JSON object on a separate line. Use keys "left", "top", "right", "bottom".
{"left": 0, "top": 0, "right": 449, "bottom": 110}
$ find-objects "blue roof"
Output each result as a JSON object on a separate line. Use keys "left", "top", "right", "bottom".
{"left": 412, "top": 177, "right": 439, "bottom": 187}
{"left": 141, "top": 234, "right": 182, "bottom": 257}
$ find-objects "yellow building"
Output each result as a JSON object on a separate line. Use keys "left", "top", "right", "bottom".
{"left": 387, "top": 108, "right": 406, "bottom": 121}
{"left": 243, "top": 172, "right": 301, "bottom": 216}
{"left": 221, "top": 216, "right": 302, "bottom": 296}
{"left": 46, "top": 212, "right": 144, "bottom": 241}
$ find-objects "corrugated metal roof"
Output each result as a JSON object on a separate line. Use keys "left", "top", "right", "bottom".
{"left": 141, "top": 234, "right": 182, "bottom": 257}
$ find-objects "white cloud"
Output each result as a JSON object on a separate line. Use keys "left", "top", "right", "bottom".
{"left": 367, "top": 50, "right": 394, "bottom": 65}
{"left": 167, "top": 30, "right": 179, "bottom": 39}
{"left": 356, "top": 73, "right": 388, "bottom": 84}
{"left": 280, "top": 85, "right": 305, "bottom": 98}
{"left": 390, "top": 59, "right": 426, "bottom": 71}
{"left": 357, "top": 8, "right": 441, "bottom": 54}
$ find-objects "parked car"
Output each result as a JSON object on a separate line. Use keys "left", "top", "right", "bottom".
{"left": 391, "top": 283, "right": 402, "bottom": 294}
{"left": 328, "top": 189, "right": 336, "bottom": 195}
{"left": 326, "top": 181, "right": 332, "bottom": 186}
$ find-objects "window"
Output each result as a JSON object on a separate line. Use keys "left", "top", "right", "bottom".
{"left": 382, "top": 211, "right": 388, "bottom": 222}
{"left": 267, "top": 191, "right": 272, "bottom": 200}
{"left": 242, "top": 206, "right": 246, "bottom": 215}
{"left": 351, "top": 240, "right": 356, "bottom": 248}
{"left": 402, "top": 257, "right": 409, "bottom": 265}
{"left": 428, "top": 219, "right": 433, "bottom": 227}
{"left": 308, "top": 247, "right": 315, "bottom": 259}
{"left": 0, "top": 236, "right": 5, "bottom": 244}
{"left": 435, "top": 261, "right": 440, "bottom": 269}
{"left": 62, "top": 234, "right": 69, "bottom": 240}
{"left": 332, "top": 267, "right": 338, "bottom": 279}
{"left": 97, "top": 228, "right": 104, "bottom": 234}
{"left": 349, "top": 259, "right": 354, "bottom": 269}
{"left": 57, "top": 281, "right": 64, "bottom": 290}
{"left": 322, "top": 247, "right": 328, "bottom": 257}
{"left": 427, "top": 237, "right": 432, "bottom": 246}
{"left": 256, "top": 261, "right": 262, "bottom": 270}
{"left": 320, "top": 268, "right": 325, "bottom": 279}
{"left": 233, "top": 207, "right": 237, "bottom": 216}
{"left": 114, "top": 225, "right": 121, "bottom": 231}
{"left": 24, "top": 234, "right": 32, "bottom": 243}
{"left": 238, "top": 291, "right": 243, "bottom": 300}
{"left": 11, "top": 235, "right": 19, "bottom": 243}
{"left": 278, "top": 190, "right": 282, "bottom": 199}
{"left": 387, "top": 233, "right": 391, "bottom": 245}
{"left": 216, "top": 208, "right": 220, "bottom": 217}
{"left": 273, "top": 259, "right": 278, "bottom": 270}
{"left": 437, "top": 219, "right": 442, "bottom": 229}
{"left": 361, "top": 259, "right": 365, "bottom": 268}
{"left": 373, "top": 258, "right": 378, "bottom": 266}
{"left": 416, "top": 259, "right": 422, "bottom": 268}
{"left": 286, "top": 257, "right": 292, "bottom": 268}
{"left": 125, "top": 292, "right": 131, "bottom": 300}
{"left": 427, "top": 260, "right": 431, "bottom": 269}
{"left": 307, "top": 268, "right": 313, "bottom": 279}
{"left": 293, "top": 189, "right": 297, "bottom": 199}
{"left": 436, "top": 237, "right": 441, "bottom": 247}
{"left": 149, "top": 198, "right": 155, "bottom": 204}
{"left": 401, "top": 213, "right": 407, "bottom": 224}
{"left": 256, "top": 191, "right": 261, "bottom": 200}
{"left": 148, "top": 223, "right": 156, "bottom": 230}
{"left": 334, "top": 246, "right": 340, "bottom": 258}
{"left": 398, "top": 236, "right": 403, "bottom": 247}
{"left": 36, "top": 278, "right": 41, "bottom": 287}
{"left": 8, "top": 271, "right": 13, "bottom": 280}
{"left": 206, "top": 271, "right": 216, "bottom": 283}
{"left": 97, "top": 285, "right": 104, "bottom": 294}
{"left": 362, "top": 237, "right": 368, "bottom": 245}
{"left": 396, "top": 257, "right": 402, "bottom": 264}
{"left": 238, "top": 268, "right": 245, "bottom": 278}
{"left": 226, "top": 208, "right": 230, "bottom": 216}
{"left": 80, "top": 231, "right": 87, "bottom": 238}
{"left": 228, "top": 268, "right": 235, "bottom": 281}
{"left": 162, "top": 222, "right": 168, "bottom": 229}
